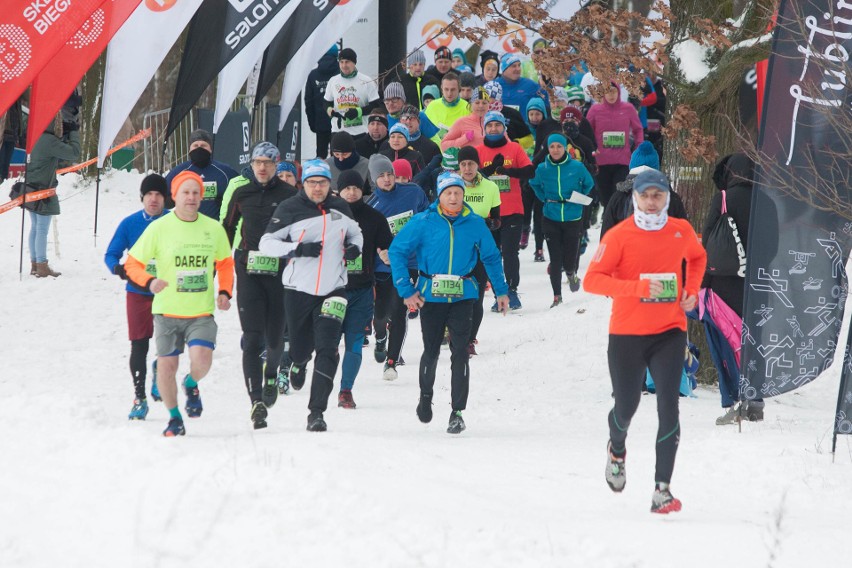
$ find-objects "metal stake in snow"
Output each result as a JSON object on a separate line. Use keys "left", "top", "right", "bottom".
{"left": 93, "top": 168, "right": 101, "bottom": 247}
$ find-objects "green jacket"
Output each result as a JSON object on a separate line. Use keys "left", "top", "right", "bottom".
{"left": 27, "top": 130, "right": 81, "bottom": 216}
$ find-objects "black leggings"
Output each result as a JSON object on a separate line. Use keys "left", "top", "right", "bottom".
{"left": 237, "top": 260, "right": 286, "bottom": 403}
{"left": 419, "top": 300, "right": 474, "bottom": 411}
{"left": 521, "top": 183, "right": 544, "bottom": 250}
{"left": 130, "top": 338, "right": 149, "bottom": 400}
{"left": 470, "top": 260, "right": 487, "bottom": 342}
{"left": 595, "top": 164, "right": 629, "bottom": 208}
{"left": 542, "top": 217, "right": 584, "bottom": 296}
{"left": 607, "top": 329, "right": 685, "bottom": 484}
{"left": 373, "top": 271, "right": 412, "bottom": 362}
{"left": 285, "top": 288, "right": 346, "bottom": 413}
{"left": 493, "top": 213, "right": 523, "bottom": 290}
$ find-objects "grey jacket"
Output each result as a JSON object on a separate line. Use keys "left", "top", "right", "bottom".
{"left": 259, "top": 191, "right": 363, "bottom": 296}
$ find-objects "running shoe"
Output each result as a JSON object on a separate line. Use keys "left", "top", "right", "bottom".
{"left": 508, "top": 289, "right": 522, "bottom": 310}
{"left": 307, "top": 412, "right": 327, "bottom": 432}
{"left": 151, "top": 360, "right": 161, "bottom": 401}
{"left": 605, "top": 442, "right": 626, "bottom": 492}
{"left": 650, "top": 483, "right": 682, "bottom": 514}
{"left": 261, "top": 375, "right": 279, "bottom": 407}
{"left": 416, "top": 393, "right": 433, "bottom": 423}
{"left": 183, "top": 376, "right": 203, "bottom": 418}
{"left": 277, "top": 370, "right": 291, "bottom": 395}
{"left": 534, "top": 249, "right": 545, "bottom": 262}
{"left": 250, "top": 401, "right": 268, "bottom": 430}
{"left": 374, "top": 336, "right": 387, "bottom": 363}
{"left": 128, "top": 398, "right": 149, "bottom": 421}
{"left": 447, "top": 410, "right": 466, "bottom": 434}
{"left": 338, "top": 390, "right": 356, "bottom": 409}
{"left": 550, "top": 295, "right": 563, "bottom": 309}
{"left": 289, "top": 362, "right": 306, "bottom": 391}
{"left": 163, "top": 417, "right": 186, "bottom": 437}
{"left": 567, "top": 273, "right": 581, "bottom": 293}
{"left": 519, "top": 226, "right": 531, "bottom": 250}
{"left": 383, "top": 359, "right": 399, "bottom": 381}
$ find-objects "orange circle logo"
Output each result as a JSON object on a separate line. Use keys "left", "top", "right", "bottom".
{"left": 422, "top": 20, "right": 452, "bottom": 50}
{"left": 145, "top": 0, "right": 177, "bottom": 12}
{"left": 502, "top": 25, "right": 527, "bottom": 53}
{"left": 338, "top": 0, "right": 351, "bottom": 5}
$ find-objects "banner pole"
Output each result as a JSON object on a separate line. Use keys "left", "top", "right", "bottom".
{"left": 93, "top": 167, "right": 101, "bottom": 247}
{"left": 19, "top": 154, "right": 30, "bottom": 279}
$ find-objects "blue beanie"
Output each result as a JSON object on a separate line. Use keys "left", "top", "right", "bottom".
{"left": 436, "top": 172, "right": 465, "bottom": 196}
{"left": 484, "top": 110, "right": 506, "bottom": 128}
{"left": 525, "top": 97, "right": 546, "bottom": 118}
{"left": 276, "top": 161, "right": 297, "bottom": 176}
{"left": 500, "top": 53, "right": 521, "bottom": 73}
{"left": 389, "top": 122, "right": 410, "bottom": 142}
{"left": 301, "top": 159, "right": 332, "bottom": 182}
{"left": 629, "top": 141, "right": 660, "bottom": 170}
{"left": 547, "top": 133, "right": 567, "bottom": 148}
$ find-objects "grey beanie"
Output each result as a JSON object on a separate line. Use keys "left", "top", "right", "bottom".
{"left": 408, "top": 50, "right": 426, "bottom": 66}
{"left": 383, "top": 82, "right": 406, "bottom": 101}
{"left": 459, "top": 72, "right": 476, "bottom": 89}
{"left": 369, "top": 153, "right": 394, "bottom": 184}
{"left": 189, "top": 129, "right": 213, "bottom": 147}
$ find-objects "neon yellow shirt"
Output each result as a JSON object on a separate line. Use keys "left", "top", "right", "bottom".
{"left": 129, "top": 213, "right": 233, "bottom": 317}
{"left": 463, "top": 175, "right": 501, "bottom": 218}
{"left": 424, "top": 98, "right": 471, "bottom": 141}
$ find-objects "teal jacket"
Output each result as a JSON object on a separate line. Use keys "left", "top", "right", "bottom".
{"left": 529, "top": 153, "right": 594, "bottom": 222}
{"left": 389, "top": 201, "right": 509, "bottom": 303}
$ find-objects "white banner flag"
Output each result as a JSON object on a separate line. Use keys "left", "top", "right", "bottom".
{"left": 97, "top": 0, "right": 204, "bottom": 167}
{"left": 213, "top": 0, "right": 304, "bottom": 132}
{"left": 277, "top": 0, "right": 372, "bottom": 131}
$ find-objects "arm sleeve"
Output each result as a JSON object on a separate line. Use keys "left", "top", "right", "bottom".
{"left": 582, "top": 232, "right": 651, "bottom": 298}
{"left": 419, "top": 112, "right": 439, "bottom": 139}
{"left": 388, "top": 218, "right": 419, "bottom": 298}
{"left": 258, "top": 202, "right": 299, "bottom": 258}
{"left": 125, "top": 255, "right": 155, "bottom": 290}
{"left": 478, "top": 221, "right": 509, "bottom": 296}
{"left": 51, "top": 130, "right": 81, "bottom": 162}
{"left": 580, "top": 165, "right": 595, "bottom": 195}
{"left": 221, "top": 187, "right": 243, "bottom": 246}
{"left": 344, "top": 216, "right": 364, "bottom": 252}
{"left": 104, "top": 220, "right": 129, "bottom": 273}
{"left": 683, "top": 226, "right": 708, "bottom": 296}
{"left": 630, "top": 109, "right": 644, "bottom": 148}
{"left": 489, "top": 205, "right": 501, "bottom": 219}
{"left": 215, "top": 256, "right": 235, "bottom": 298}
{"left": 440, "top": 120, "right": 470, "bottom": 150}
{"left": 375, "top": 215, "right": 394, "bottom": 250}
{"left": 529, "top": 166, "right": 546, "bottom": 201}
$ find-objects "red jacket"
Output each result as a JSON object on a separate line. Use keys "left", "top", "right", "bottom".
{"left": 475, "top": 140, "right": 531, "bottom": 217}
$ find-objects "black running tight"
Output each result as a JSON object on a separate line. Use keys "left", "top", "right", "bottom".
{"left": 130, "top": 338, "right": 149, "bottom": 400}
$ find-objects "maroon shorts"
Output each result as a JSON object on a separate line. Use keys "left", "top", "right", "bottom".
{"left": 126, "top": 292, "right": 154, "bottom": 341}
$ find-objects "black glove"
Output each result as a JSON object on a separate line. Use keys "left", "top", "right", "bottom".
{"left": 113, "top": 264, "right": 128, "bottom": 280}
{"left": 343, "top": 243, "right": 361, "bottom": 261}
{"left": 344, "top": 108, "right": 360, "bottom": 120}
{"left": 485, "top": 217, "right": 502, "bottom": 231}
{"left": 495, "top": 165, "right": 507, "bottom": 175}
{"left": 491, "top": 154, "right": 505, "bottom": 169}
{"left": 62, "top": 121, "right": 78, "bottom": 133}
{"left": 295, "top": 241, "right": 323, "bottom": 257}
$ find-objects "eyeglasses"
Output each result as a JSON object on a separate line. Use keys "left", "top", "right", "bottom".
{"left": 252, "top": 159, "right": 276, "bottom": 167}
{"left": 304, "top": 179, "right": 330, "bottom": 188}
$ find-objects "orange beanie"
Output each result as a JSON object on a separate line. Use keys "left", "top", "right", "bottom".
{"left": 170, "top": 170, "right": 205, "bottom": 199}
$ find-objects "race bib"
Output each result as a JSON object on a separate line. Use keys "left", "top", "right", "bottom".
{"left": 202, "top": 181, "right": 217, "bottom": 200}
{"left": 431, "top": 274, "right": 464, "bottom": 298}
{"left": 145, "top": 259, "right": 157, "bottom": 277}
{"left": 602, "top": 131, "right": 626, "bottom": 148}
{"left": 247, "top": 250, "right": 279, "bottom": 276}
{"left": 387, "top": 210, "right": 414, "bottom": 235}
{"left": 343, "top": 106, "right": 363, "bottom": 128}
{"left": 647, "top": 119, "right": 661, "bottom": 133}
{"left": 436, "top": 123, "right": 450, "bottom": 139}
{"left": 490, "top": 175, "right": 510, "bottom": 193}
{"left": 346, "top": 254, "right": 363, "bottom": 274}
{"left": 320, "top": 296, "right": 348, "bottom": 321}
{"left": 640, "top": 272, "right": 678, "bottom": 303}
{"left": 176, "top": 269, "right": 208, "bottom": 293}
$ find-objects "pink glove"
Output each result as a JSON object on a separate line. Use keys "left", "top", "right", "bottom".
{"left": 465, "top": 130, "right": 475, "bottom": 142}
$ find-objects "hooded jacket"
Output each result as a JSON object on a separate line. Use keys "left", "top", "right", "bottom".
{"left": 259, "top": 191, "right": 362, "bottom": 296}
{"left": 585, "top": 85, "right": 644, "bottom": 166}
{"left": 27, "top": 129, "right": 81, "bottom": 216}
{"left": 304, "top": 50, "right": 340, "bottom": 133}
{"left": 600, "top": 166, "right": 689, "bottom": 238}
{"left": 497, "top": 75, "right": 549, "bottom": 116}
{"left": 388, "top": 201, "right": 509, "bottom": 302}
{"left": 397, "top": 70, "right": 439, "bottom": 111}
{"left": 529, "top": 152, "right": 595, "bottom": 222}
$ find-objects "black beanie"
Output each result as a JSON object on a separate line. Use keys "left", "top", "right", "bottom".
{"left": 338, "top": 47, "right": 357, "bottom": 64}
{"left": 458, "top": 145, "right": 480, "bottom": 166}
{"left": 330, "top": 131, "right": 356, "bottom": 154}
{"left": 140, "top": 173, "right": 168, "bottom": 198}
{"left": 337, "top": 169, "right": 366, "bottom": 194}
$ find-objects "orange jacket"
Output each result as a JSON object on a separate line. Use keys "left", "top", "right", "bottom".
{"left": 583, "top": 216, "right": 706, "bottom": 335}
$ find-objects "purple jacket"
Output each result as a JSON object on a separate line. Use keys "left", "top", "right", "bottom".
{"left": 586, "top": 89, "right": 644, "bottom": 166}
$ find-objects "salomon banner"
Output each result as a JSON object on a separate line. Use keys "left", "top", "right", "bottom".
{"left": 28, "top": 0, "right": 143, "bottom": 153}
{"left": 98, "top": 0, "right": 205, "bottom": 167}
{"left": 741, "top": 0, "right": 852, "bottom": 405}
{"left": 253, "top": 0, "right": 340, "bottom": 108}
{"left": 0, "top": 0, "right": 105, "bottom": 118}
{"left": 166, "top": 0, "right": 298, "bottom": 140}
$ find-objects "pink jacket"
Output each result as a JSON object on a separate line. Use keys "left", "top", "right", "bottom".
{"left": 586, "top": 91, "right": 644, "bottom": 166}
{"left": 441, "top": 113, "right": 485, "bottom": 150}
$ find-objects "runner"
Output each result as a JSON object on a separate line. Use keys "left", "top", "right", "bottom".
{"left": 583, "top": 169, "right": 706, "bottom": 514}
{"left": 259, "top": 160, "right": 363, "bottom": 432}
{"left": 529, "top": 132, "right": 595, "bottom": 307}
{"left": 389, "top": 172, "right": 509, "bottom": 434}
{"left": 221, "top": 141, "right": 298, "bottom": 429}
{"left": 366, "top": 154, "right": 430, "bottom": 380}
{"left": 104, "top": 174, "right": 170, "bottom": 420}
{"left": 335, "top": 170, "right": 393, "bottom": 409}
{"left": 165, "top": 129, "right": 238, "bottom": 219}
{"left": 476, "top": 111, "right": 534, "bottom": 310}
{"left": 124, "top": 171, "right": 234, "bottom": 437}
{"left": 457, "top": 146, "right": 501, "bottom": 355}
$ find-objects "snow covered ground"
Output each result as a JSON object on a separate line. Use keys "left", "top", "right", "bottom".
{"left": 0, "top": 171, "right": 849, "bottom": 568}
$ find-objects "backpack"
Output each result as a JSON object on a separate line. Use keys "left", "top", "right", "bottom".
{"left": 645, "top": 342, "right": 700, "bottom": 398}
{"left": 704, "top": 190, "right": 746, "bottom": 277}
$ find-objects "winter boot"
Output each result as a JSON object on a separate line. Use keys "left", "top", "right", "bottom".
{"left": 650, "top": 483, "right": 682, "bottom": 514}
{"left": 30, "top": 261, "right": 37, "bottom": 276}
{"left": 35, "top": 262, "right": 61, "bottom": 278}
{"left": 715, "top": 403, "right": 742, "bottom": 426}
{"left": 745, "top": 401, "right": 765, "bottom": 422}
{"left": 447, "top": 410, "right": 466, "bottom": 434}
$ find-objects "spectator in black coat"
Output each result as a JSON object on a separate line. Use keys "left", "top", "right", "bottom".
{"left": 355, "top": 111, "right": 389, "bottom": 159}
{"left": 304, "top": 46, "right": 340, "bottom": 159}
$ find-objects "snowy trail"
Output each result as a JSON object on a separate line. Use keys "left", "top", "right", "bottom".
{"left": 0, "top": 171, "right": 848, "bottom": 567}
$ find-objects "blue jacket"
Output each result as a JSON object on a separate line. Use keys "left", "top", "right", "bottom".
{"left": 529, "top": 154, "right": 595, "bottom": 222}
{"left": 104, "top": 209, "right": 170, "bottom": 295}
{"left": 367, "top": 182, "right": 430, "bottom": 273}
{"left": 388, "top": 111, "right": 440, "bottom": 140}
{"left": 389, "top": 201, "right": 509, "bottom": 303}
{"left": 165, "top": 159, "right": 239, "bottom": 219}
{"left": 498, "top": 76, "right": 549, "bottom": 115}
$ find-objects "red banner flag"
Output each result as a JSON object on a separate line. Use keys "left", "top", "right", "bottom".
{"left": 0, "top": 0, "right": 106, "bottom": 119}
{"left": 27, "top": 0, "right": 143, "bottom": 153}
